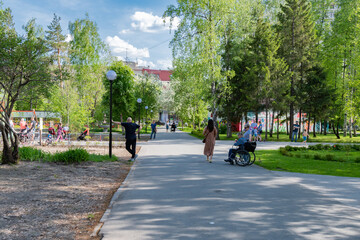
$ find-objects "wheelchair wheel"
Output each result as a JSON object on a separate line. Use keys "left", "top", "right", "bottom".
{"left": 248, "top": 152, "right": 256, "bottom": 165}
{"left": 232, "top": 150, "right": 251, "bottom": 166}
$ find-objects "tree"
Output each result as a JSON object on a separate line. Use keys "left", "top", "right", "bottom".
{"left": 276, "top": 0, "right": 316, "bottom": 139}
{"left": 0, "top": 5, "right": 51, "bottom": 164}
{"left": 102, "top": 61, "right": 136, "bottom": 123}
{"left": 69, "top": 14, "right": 109, "bottom": 125}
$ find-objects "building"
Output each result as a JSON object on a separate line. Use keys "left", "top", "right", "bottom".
{"left": 123, "top": 61, "right": 173, "bottom": 122}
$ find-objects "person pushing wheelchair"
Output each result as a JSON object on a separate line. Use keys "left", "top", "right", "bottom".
{"left": 224, "top": 124, "right": 252, "bottom": 165}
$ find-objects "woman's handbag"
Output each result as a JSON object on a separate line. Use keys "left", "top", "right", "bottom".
{"left": 202, "top": 137, "right": 206, "bottom": 143}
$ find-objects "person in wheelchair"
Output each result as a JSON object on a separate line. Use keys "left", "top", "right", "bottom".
{"left": 224, "top": 124, "right": 252, "bottom": 164}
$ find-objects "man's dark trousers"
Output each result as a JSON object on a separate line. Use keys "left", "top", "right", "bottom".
{"left": 126, "top": 137, "right": 136, "bottom": 158}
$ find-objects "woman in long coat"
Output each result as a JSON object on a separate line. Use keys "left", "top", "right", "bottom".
{"left": 203, "top": 119, "right": 217, "bottom": 163}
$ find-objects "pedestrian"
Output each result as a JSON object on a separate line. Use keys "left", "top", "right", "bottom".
{"left": 150, "top": 120, "right": 157, "bottom": 139}
{"left": 166, "top": 120, "right": 169, "bottom": 132}
{"left": 203, "top": 119, "right": 217, "bottom": 163}
{"left": 302, "top": 129, "right": 309, "bottom": 144}
{"left": 19, "top": 118, "right": 27, "bottom": 134}
{"left": 257, "top": 120, "right": 262, "bottom": 142}
{"left": 291, "top": 121, "right": 300, "bottom": 142}
{"left": 56, "top": 123, "right": 63, "bottom": 142}
{"left": 250, "top": 119, "right": 258, "bottom": 139}
{"left": 113, "top": 117, "right": 141, "bottom": 161}
{"left": 29, "top": 116, "right": 37, "bottom": 143}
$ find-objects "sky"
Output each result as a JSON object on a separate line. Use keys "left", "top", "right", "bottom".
{"left": 3, "top": 0, "right": 179, "bottom": 69}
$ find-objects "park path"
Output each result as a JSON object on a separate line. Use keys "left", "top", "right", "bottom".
{"left": 100, "top": 128, "right": 360, "bottom": 240}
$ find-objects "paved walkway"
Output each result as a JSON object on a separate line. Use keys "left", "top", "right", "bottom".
{"left": 100, "top": 128, "right": 360, "bottom": 240}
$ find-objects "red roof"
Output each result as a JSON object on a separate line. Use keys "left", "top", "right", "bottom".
{"left": 142, "top": 69, "right": 172, "bottom": 81}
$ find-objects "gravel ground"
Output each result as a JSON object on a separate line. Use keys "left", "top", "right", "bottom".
{"left": 0, "top": 146, "right": 137, "bottom": 240}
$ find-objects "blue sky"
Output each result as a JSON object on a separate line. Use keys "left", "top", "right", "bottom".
{"left": 3, "top": 0, "right": 179, "bottom": 69}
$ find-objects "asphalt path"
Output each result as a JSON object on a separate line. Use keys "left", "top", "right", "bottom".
{"left": 100, "top": 128, "right": 360, "bottom": 240}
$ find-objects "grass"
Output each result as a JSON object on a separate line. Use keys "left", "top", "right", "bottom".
{"left": 180, "top": 127, "right": 360, "bottom": 143}
{"left": 256, "top": 149, "right": 360, "bottom": 177}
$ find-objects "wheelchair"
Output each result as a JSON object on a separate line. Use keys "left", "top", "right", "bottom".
{"left": 229, "top": 141, "right": 257, "bottom": 166}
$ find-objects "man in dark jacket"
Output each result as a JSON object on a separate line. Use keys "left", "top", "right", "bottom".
{"left": 113, "top": 117, "right": 141, "bottom": 161}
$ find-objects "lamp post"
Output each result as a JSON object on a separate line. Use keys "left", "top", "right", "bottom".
{"left": 145, "top": 106, "right": 148, "bottom": 133}
{"left": 137, "top": 98, "right": 142, "bottom": 139}
{"left": 106, "top": 70, "right": 117, "bottom": 158}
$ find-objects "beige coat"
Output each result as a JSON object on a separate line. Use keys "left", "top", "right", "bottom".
{"left": 203, "top": 126, "right": 217, "bottom": 157}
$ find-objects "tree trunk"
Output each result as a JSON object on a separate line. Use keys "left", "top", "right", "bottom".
{"left": 226, "top": 118, "right": 232, "bottom": 138}
{"left": 343, "top": 113, "right": 347, "bottom": 137}
{"left": 354, "top": 120, "right": 357, "bottom": 137}
{"left": 313, "top": 115, "right": 316, "bottom": 137}
{"left": 265, "top": 107, "right": 268, "bottom": 141}
{"left": 298, "top": 109, "right": 302, "bottom": 139}
{"left": 286, "top": 112, "right": 289, "bottom": 135}
{"left": 307, "top": 112, "right": 310, "bottom": 140}
{"left": 290, "top": 104, "right": 294, "bottom": 140}
{"left": 332, "top": 120, "right": 340, "bottom": 139}
{"left": 349, "top": 118, "right": 352, "bottom": 138}
{"left": 0, "top": 125, "right": 19, "bottom": 164}
{"left": 270, "top": 110, "right": 275, "bottom": 137}
{"left": 324, "top": 120, "right": 327, "bottom": 135}
{"left": 277, "top": 114, "right": 280, "bottom": 140}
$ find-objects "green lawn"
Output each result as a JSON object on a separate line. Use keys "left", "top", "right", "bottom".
{"left": 256, "top": 149, "right": 360, "bottom": 177}
{"left": 180, "top": 127, "right": 360, "bottom": 143}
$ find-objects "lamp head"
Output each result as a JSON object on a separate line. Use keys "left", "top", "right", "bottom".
{"left": 106, "top": 70, "right": 117, "bottom": 81}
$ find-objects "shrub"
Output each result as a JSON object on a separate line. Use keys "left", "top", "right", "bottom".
{"left": 352, "top": 145, "right": 360, "bottom": 151}
{"left": 51, "top": 148, "right": 89, "bottom": 164}
{"left": 219, "top": 124, "right": 227, "bottom": 134}
{"left": 323, "top": 145, "right": 332, "bottom": 150}
{"left": 324, "top": 154, "right": 335, "bottom": 161}
{"left": 19, "top": 147, "right": 47, "bottom": 161}
{"left": 333, "top": 144, "right": 344, "bottom": 151}
{"left": 355, "top": 157, "right": 360, "bottom": 163}
{"left": 280, "top": 147, "right": 293, "bottom": 157}
{"left": 314, "top": 154, "right": 323, "bottom": 160}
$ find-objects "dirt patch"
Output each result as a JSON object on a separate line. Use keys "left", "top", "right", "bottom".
{"left": 0, "top": 146, "right": 139, "bottom": 240}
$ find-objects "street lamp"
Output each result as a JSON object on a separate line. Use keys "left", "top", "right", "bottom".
{"left": 145, "top": 106, "right": 148, "bottom": 133}
{"left": 137, "top": 98, "right": 142, "bottom": 139}
{"left": 106, "top": 70, "right": 117, "bottom": 158}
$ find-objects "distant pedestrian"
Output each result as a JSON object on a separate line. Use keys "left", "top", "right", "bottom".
{"left": 291, "top": 121, "right": 300, "bottom": 142}
{"left": 56, "top": 123, "right": 63, "bottom": 142}
{"left": 203, "top": 119, "right": 217, "bottom": 163}
{"left": 302, "top": 129, "right": 309, "bottom": 144}
{"left": 166, "top": 120, "right": 169, "bottom": 132}
{"left": 257, "top": 120, "right": 263, "bottom": 142}
{"left": 113, "top": 117, "right": 141, "bottom": 161}
{"left": 150, "top": 120, "right": 157, "bottom": 139}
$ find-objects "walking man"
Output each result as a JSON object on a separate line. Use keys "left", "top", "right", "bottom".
{"left": 291, "top": 121, "right": 300, "bottom": 142}
{"left": 113, "top": 117, "right": 141, "bottom": 161}
{"left": 150, "top": 120, "right": 157, "bottom": 139}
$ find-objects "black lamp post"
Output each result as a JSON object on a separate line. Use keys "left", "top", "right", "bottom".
{"left": 106, "top": 70, "right": 117, "bottom": 158}
{"left": 145, "top": 106, "right": 148, "bottom": 133}
{"left": 137, "top": 98, "right": 142, "bottom": 139}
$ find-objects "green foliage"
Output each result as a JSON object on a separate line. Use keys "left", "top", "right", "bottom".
{"left": 19, "top": 147, "right": 47, "bottom": 161}
{"left": 51, "top": 148, "right": 89, "bottom": 164}
{"left": 219, "top": 124, "right": 227, "bottom": 134}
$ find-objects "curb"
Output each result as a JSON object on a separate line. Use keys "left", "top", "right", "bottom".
{"left": 93, "top": 147, "right": 143, "bottom": 238}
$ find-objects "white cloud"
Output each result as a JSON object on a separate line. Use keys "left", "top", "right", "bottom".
{"left": 120, "top": 29, "right": 132, "bottom": 34}
{"left": 130, "top": 11, "right": 180, "bottom": 33}
{"left": 156, "top": 59, "right": 173, "bottom": 70}
{"left": 137, "top": 59, "right": 156, "bottom": 68}
{"left": 65, "top": 34, "right": 73, "bottom": 42}
{"left": 105, "top": 36, "right": 150, "bottom": 58}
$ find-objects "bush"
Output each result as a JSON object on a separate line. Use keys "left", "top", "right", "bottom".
{"left": 314, "top": 154, "right": 323, "bottom": 160}
{"left": 355, "top": 157, "right": 360, "bottom": 163}
{"left": 279, "top": 147, "right": 292, "bottom": 157}
{"left": 51, "top": 148, "right": 89, "bottom": 164}
{"left": 324, "top": 154, "right": 335, "bottom": 161}
{"left": 19, "top": 147, "right": 47, "bottom": 161}
{"left": 352, "top": 145, "right": 360, "bottom": 151}
{"left": 219, "top": 124, "right": 227, "bottom": 134}
{"left": 333, "top": 144, "right": 344, "bottom": 151}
